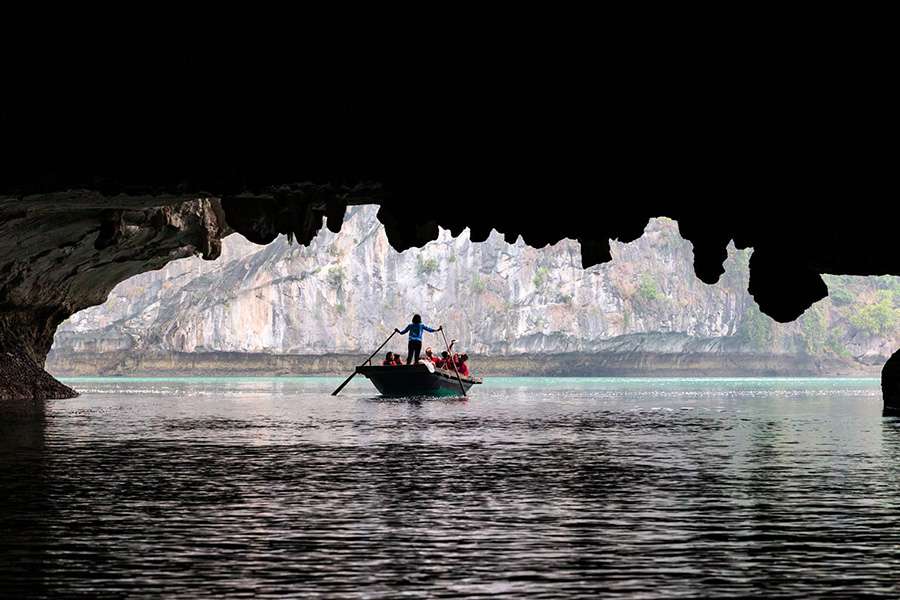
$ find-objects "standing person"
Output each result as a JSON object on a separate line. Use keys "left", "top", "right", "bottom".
{"left": 395, "top": 314, "right": 442, "bottom": 365}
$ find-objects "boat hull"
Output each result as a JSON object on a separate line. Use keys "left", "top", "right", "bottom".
{"left": 356, "top": 364, "right": 480, "bottom": 397}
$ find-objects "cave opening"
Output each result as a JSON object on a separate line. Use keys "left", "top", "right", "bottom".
{"left": 35, "top": 205, "right": 898, "bottom": 390}
{"left": 1, "top": 195, "right": 898, "bottom": 409}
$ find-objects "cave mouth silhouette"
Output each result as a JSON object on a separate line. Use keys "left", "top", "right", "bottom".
{"left": 2, "top": 89, "right": 897, "bottom": 407}
{"left": 0, "top": 195, "right": 897, "bottom": 410}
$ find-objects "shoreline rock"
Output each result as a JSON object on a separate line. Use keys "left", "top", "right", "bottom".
{"left": 46, "top": 349, "right": 880, "bottom": 379}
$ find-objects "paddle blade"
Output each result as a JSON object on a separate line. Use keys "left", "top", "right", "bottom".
{"left": 331, "top": 372, "right": 357, "bottom": 396}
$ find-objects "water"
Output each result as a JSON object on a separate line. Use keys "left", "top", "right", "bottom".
{"left": 2, "top": 377, "right": 898, "bottom": 598}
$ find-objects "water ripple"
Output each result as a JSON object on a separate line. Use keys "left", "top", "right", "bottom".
{"left": 1, "top": 377, "right": 896, "bottom": 598}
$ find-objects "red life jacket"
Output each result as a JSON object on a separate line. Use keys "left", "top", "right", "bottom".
{"left": 457, "top": 362, "right": 470, "bottom": 377}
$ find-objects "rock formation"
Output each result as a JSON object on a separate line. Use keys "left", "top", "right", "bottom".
{"left": 50, "top": 208, "right": 897, "bottom": 370}
{"left": 884, "top": 350, "right": 900, "bottom": 413}
{"left": 0, "top": 196, "right": 228, "bottom": 399}
{"left": 2, "top": 194, "right": 898, "bottom": 409}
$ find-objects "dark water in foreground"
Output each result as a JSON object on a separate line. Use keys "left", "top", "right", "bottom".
{"left": 1, "top": 377, "right": 898, "bottom": 598}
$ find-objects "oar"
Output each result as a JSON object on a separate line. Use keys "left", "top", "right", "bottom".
{"left": 331, "top": 330, "right": 397, "bottom": 396}
{"left": 440, "top": 328, "right": 467, "bottom": 397}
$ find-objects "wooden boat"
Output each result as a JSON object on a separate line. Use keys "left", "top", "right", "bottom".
{"left": 356, "top": 362, "right": 482, "bottom": 397}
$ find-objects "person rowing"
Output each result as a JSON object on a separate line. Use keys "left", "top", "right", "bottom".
{"left": 394, "top": 314, "right": 443, "bottom": 365}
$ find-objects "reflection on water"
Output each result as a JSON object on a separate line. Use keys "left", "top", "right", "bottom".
{"left": 1, "top": 377, "right": 898, "bottom": 598}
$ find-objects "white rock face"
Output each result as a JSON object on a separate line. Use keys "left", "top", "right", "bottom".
{"left": 53, "top": 206, "right": 898, "bottom": 359}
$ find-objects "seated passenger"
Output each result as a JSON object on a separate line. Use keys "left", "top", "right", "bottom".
{"left": 392, "top": 352, "right": 405, "bottom": 366}
{"left": 382, "top": 352, "right": 395, "bottom": 366}
{"left": 424, "top": 347, "right": 438, "bottom": 364}
{"left": 437, "top": 351, "right": 450, "bottom": 369}
{"left": 457, "top": 353, "right": 471, "bottom": 377}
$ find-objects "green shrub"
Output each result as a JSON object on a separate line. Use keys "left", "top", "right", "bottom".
{"left": 533, "top": 266, "right": 550, "bottom": 289}
{"left": 848, "top": 293, "right": 899, "bottom": 336}
{"left": 826, "top": 331, "right": 851, "bottom": 358}
{"left": 416, "top": 256, "right": 439, "bottom": 276}
{"left": 637, "top": 274, "right": 661, "bottom": 302}
{"left": 739, "top": 303, "right": 773, "bottom": 351}
{"left": 723, "top": 248, "right": 752, "bottom": 288}
{"left": 326, "top": 266, "right": 345, "bottom": 289}
{"left": 828, "top": 286, "right": 854, "bottom": 307}
{"left": 800, "top": 305, "right": 827, "bottom": 355}
{"left": 872, "top": 276, "right": 900, "bottom": 291}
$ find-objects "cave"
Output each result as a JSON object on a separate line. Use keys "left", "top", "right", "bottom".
{"left": 2, "top": 95, "right": 897, "bottom": 409}
{"left": 1, "top": 194, "right": 898, "bottom": 409}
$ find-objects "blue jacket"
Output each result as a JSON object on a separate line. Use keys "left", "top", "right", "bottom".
{"left": 398, "top": 322, "right": 436, "bottom": 342}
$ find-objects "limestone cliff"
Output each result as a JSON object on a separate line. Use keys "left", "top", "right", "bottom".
{"left": 51, "top": 206, "right": 898, "bottom": 368}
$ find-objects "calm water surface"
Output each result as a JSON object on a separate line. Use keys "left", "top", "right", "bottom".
{"left": 1, "top": 377, "right": 898, "bottom": 598}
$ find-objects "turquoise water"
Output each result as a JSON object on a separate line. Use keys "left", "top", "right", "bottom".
{"left": 1, "top": 377, "right": 896, "bottom": 598}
